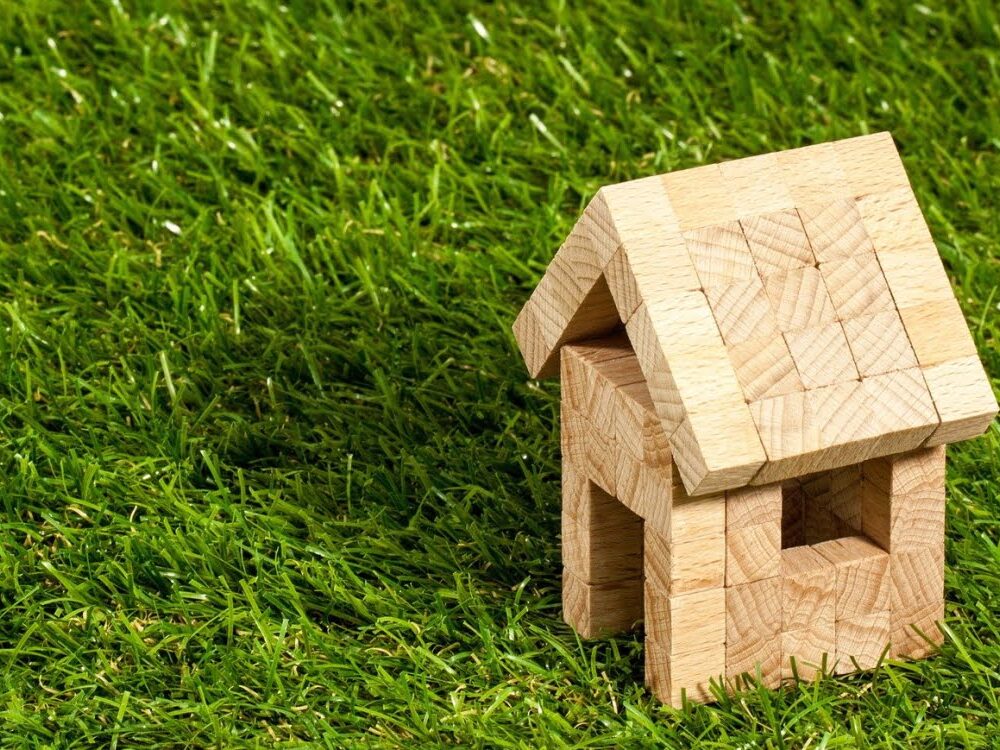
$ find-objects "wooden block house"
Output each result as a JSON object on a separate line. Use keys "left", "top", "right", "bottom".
{"left": 512, "top": 133, "right": 998, "bottom": 705}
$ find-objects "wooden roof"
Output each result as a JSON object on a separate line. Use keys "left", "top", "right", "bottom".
{"left": 513, "top": 133, "right": 998, "bottom": 496}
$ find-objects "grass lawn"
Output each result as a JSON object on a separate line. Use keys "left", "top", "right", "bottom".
{"left": 0, "top": 1, "right": 998, "bottom": 746}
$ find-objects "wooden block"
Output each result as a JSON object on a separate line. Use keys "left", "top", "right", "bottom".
{"left": 615, "top": 386, "right": 646, "bottom": 466}
{"left": 704, "top": 277, "right": 780, "bottom": 346}
{"left": 549, "top": 278, "right": 623, "bottom": 378}
{"left": 762, "top": 265, "right": 837, "bottom": 332}
{"left": 890, "top": 545, "right": 945, "bottom": 613}
{"left": 661, "top": 163, "right": 738, "bottom": 232}
{"left": 589, "top": 350, "right": 647, "bottom": 395}
{"left": 675, "top": 406, "right": 768, "bottom": 496}
{"left": 740, "top": 209, "right": 816, "bottom": 278}
{"left": 616, "top": 381, "right": 672, "bottom": 468}
{"left": 562, "top": 330, "right": 635, "bottom": 364}
{"left": 887, "top": 445, "right": 946, "bottom": 497}
{"left": 646, "top": 638, "right": 725, "bottom": 705}
{"left": 776, "top": 142, "right": 852, "bottom": 207}
{"left": 618, "top": 227, "right": 704, "bottom": 314}
{"left": 813, "top": 536, "right": 890, "bottom": 618}
{"left": 833, "top": 131, "right": 910, "bottom": 197}
{"left": 726, "top": 523, "right": 781, "bottom": 585}
{"left": 749, "top": 389, "right": 825, "bottom": 485}
{"left": 728, "top": 335, "right": 803, "bottom": 402}
{"left": 581, "top": 192, "right": 620, "bottom": 266}
{"left": 781, "top": 546, "right": 835, "bottom": 631}
{"left": 842, "top": 309, "right": 918, "bottom": 377}
{"left": 584, "top": 415, "right": 617, "bottom": 496}
{"left": 890, "top": 599, "right": 944, "bottom": 660}
{"left": 636, "top": 291, "right": 767, "bottom": 494}
{"left": 562, "top": 568, "right": 643, "bottom": 639}
{"left": 560, "top": 345, "right": 598, "bottom": 415}
{"left": 726, "top": 485, "right": 782, "bottom": 529}
{"left": 562, "top": 478, "right": 643, "bottom": 585}
{"left": 598, "top": 178, "right": 703, "bottom": 307}
{"left": 605, "top": 244, "right": 641, "bottom": 322}
{"left": 860, "top": 454, "right": 892, "bottom": 494}
{"left": 639, "top": 464, "right": 674, "bottom": 533}
{"left": 615, "top": 450, "right": 644, "bottom": 514}
{"left": 671, "top": 488, "right": 726, "bottom": 542}
{"left": 781, "top": 620, "right": 835, "bottom": 681}
{"left": 668, "top": 416, "right": 710, "bottom": 495}
{"left": 625, "top": 302, "right": 685, "bottom": 435}
{"left": 644, "top": 585, "right": 726, "bottom": 653}
{"left": 784, "top": 322, "right": 859, "bottom": 389}
{"left": 512, "top": 301, "right": 550, "bottom": 379}
{"left": 749, "top": 380, "right": 879, "bottom": 485}
{"left": 561, "top": 458, "right": 588, "bottom": 503}
{"left": 641, "top": 288, "right": 753, "bottom": 412}
{"left": 898, "top": 297, "right": 978, "bottom": 368}
{"left": 719, "top": 152, "right": 795, "bottom": 217}
{"left": 860, "top": 450, "right": 946, "bottom": 553}
{"left": 855, "top": 186, "right": 934, "bottom": 255}
{"left": 683, "top": 221, "right": 758, "bottom": 289}
{"left": 797, "top": 198, "right": 875, "bottom": 263}
{"left": 641, "top": 291, "right": 753, "bottom": 414}
{"left": 922, "top": 356, "right": 999, "bottom": 446}
{"left": 799, "top": 476, "right": 841, "bottom": 544}
{"left": 835, "top": 609, "right": 890, "bottom": 674}
{"left": 618, "top": 463, "right": 672, "bottom": 534}
{"left": 725, "top": 578, "right": 782, "bottom": 688}
{"left": 538, "top": 218, "right": 605, "bottom": 326}
{"left": 819, "top": 253, "right": 895, "bottom": 320}
{"left": 740, "top": 209, "right": 815, "bottom": 277}
{"left": 875, "top": 243, "right": 955, "bottom": 309}
{"left": 526, "top": 250, "right": 622, "bottom": 378}
{"left": 862, "top": 368, "right": 939, "bottom": 456}
{"left": 560, "top": 406, "right": 589, "bottom": 465}
{"left": 644, "top": 526, "right": 725, "bottom": 595}
{"left": 562, "top": 350, "right": 639, "bottom": 433}
{"left": 857, "top": 482, "right": 887, "bottom": 546}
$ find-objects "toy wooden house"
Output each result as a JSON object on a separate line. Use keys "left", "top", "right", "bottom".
{"left": 512, "top": 133, "right": 998, "bottom": 705}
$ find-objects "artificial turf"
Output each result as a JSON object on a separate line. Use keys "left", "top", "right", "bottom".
{"left": 0, "top": 1, "right": 998, "bottom": 747}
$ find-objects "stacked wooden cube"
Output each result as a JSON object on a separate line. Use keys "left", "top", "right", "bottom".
{"left": 561, "top": 337, "right": 949, "bottom": 704}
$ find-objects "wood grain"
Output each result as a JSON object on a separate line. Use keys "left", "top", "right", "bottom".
{"left": 644, "top": 525, "right": 725, "bottom": 595}
{"left": 719, "top": 152, "right": 795, "bottom": 218}
{"left": 704, "top": 277, "right": 780, "bottom": 346}
{"left": 726, "top": 578, "right": 782, "bottom": 688}
{"left": 728, "top": 335, "right": 804, "bottom": 402}
{"left": 683, "top": 221, "right": 758, "bottom": 289}
{"left": 781, "top": 546, "right": 835, "bottom": 631}
{"left": 842, "top": 309, "right": 918, "bottom": 378}
{"left": 819, "top": 253, "right": 895, "bottom": 320}
{"left": 833, "top": 131, "right": 911, "bottom": 197}
{"left": 740, "top": 209, "right": 815, "bottom": 276}
{"left": 762, "top": 265, "right": 837, "bottom": 332}
{"left": 835, "top": 609, "right": 890, "bottom": 674}
{"left": 813, "top": 536, "right": 890, "bottom": 618}
{"left": 922, "top": 356, "right": 999, "bottom": 446}
{"left": 784, "top": 321, "right": 859, "bottom": 389}
{"left": 797, "top": 198, "right": 874, "bottom": 263}
{"left": 897, "top": 297, "right": 978, "bottom": 368}
{"left": 562, "top": 567, "right": 643, "bottom": 639}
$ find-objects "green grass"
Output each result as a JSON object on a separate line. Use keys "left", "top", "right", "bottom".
{"left": 0, "top": 1, "right": 998, "bottom": 746}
